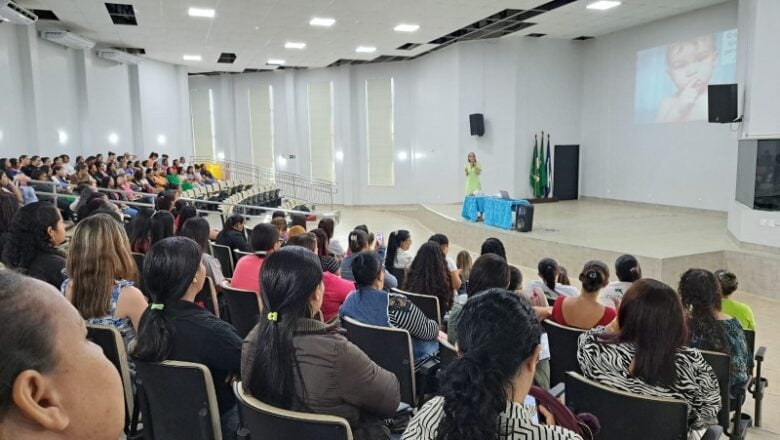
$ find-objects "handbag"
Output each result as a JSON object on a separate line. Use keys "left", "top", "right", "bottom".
{"left": 528, "top": 385, "right": 600, "bottom": 440}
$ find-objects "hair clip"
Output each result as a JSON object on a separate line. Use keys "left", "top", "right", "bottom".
{"left": 150, "top": 303, "right": 165, "bottom": 311}
{"left": 267, "top": 312, "right": 278, "bottom": 322}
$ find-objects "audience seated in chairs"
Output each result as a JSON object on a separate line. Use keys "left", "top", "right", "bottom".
{"left": 132, "top": 237, "right": 242, "bottom": 440}
{"left": 715, "top": 269, "right": 756, "bottom": 331}
{"left": 63, "top": 214, "right": 148, "bottom": 355}
{"left": 216, "top": 213, "right": 250, "bottom": 253}
{"left": 284, "top": 232, "right": 354, "bottom": 323}
{"left": 231, "top": 223, "right": 281, "bottom": 294}
{"left": 523, "top": 257, "right": 580, "bottom": 307}
{"left": 599, "top": 254, "right": 642, "bottom": 309}
{"left": 403, "top": 289, "right": 585, "bottom": 440}
{"left": 341, "top": 229, "right": 398, "bottom": 290}
{"left": 578, "top": 278, "right": 721, "bottom": 436}
{"left": 550, "top": 261, "right": 616, "bottom": 330}
{"left": 679, "top": 269, "right": 753, "bottom": 399}
{"left": 0, "top": 270, "right": 126, "bottom": 440}
{"left": 242, "top": 246, "right": 400, "bottom": 440}
{"left": 179, "top": 216, "right": 226, "bottom": 292}
{"left": 0, "top": 201, "right": 67, "bottom": 289}
{"left": 340, "top": 251, "right": 439, "bottom": 368}
{"left": 404, "top": 240, "right": 454, "bottom": 320}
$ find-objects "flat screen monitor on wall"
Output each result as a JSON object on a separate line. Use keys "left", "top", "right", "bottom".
{"left": 634, "top": 29, "right": 738, "bottom": 124}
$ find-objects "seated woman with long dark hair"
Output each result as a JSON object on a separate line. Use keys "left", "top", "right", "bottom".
{"left": 1, "top": 201, "right": 67, "bottom": 288}
{"left": 340, "top": 251, "right": 439, "bottom": 366}
{"left": 242, "top": 246, "right": 400, "bottom": 440}
{"left": 578, "top": 278, "right": 720, "bottom": 433}
{"left": 403, "top": 289, "right": 583, "bottom": 440}
{"left": 679, "top": 269, "right": 753, "bottom": 399}
{"left": 132, "top": 237, "right": 243, "bottom": 440}
{"left": 403, "top": 240, "right": 453, "bottom": 319}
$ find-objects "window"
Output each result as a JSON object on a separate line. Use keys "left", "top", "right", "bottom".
{"left": 248, "top": 85, "right": 275, "bottom": 170}
{"left": 366, "top": 78, "right": 394, "bottom": 186}
{"left": 190, "top": 88, "right": 215, "bottom": 160}
{"left": 307, "top": 81, "right": 335, "bottom": 182}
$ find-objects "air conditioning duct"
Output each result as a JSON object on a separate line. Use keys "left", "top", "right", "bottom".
{"left": 40, "top": 30, "right": 96, "bottom": 49}
{"left": 0, "top": 0, "right": 37, "bottom": 24}
{"left": 97, "top": 49, "right": 141, "bottom": 65}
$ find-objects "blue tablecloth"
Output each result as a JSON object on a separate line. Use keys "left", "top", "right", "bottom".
{"left": 461, "top": 196, "right": 530, "bottom": 230}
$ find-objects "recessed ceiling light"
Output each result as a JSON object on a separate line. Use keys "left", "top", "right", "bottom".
{"left": 267, "top": 58, "right": 285, "bottom": 65}
{"left": 182, "top": 54, "right": 202, "bottom": 61}
{"left": 394, "top": 23, "right": 420, "bottom": 32}
{"left": 586, "top": 1, "right": 621, "bottom": 10}
{"left": 188, "top": 7, "right": 215, "bottom": 18}
{"left": 285, "top": 41, "right": 306, "bottom": 50}
{"left": 355, "top": 46, "right": 376, "bottom": 53}
{"left": 309, "top": 17, "right": 335, "bottom": 27}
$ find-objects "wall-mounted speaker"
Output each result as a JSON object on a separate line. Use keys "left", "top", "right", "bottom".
{"left": 708, "top": 84, "right": 738, "bottom": 123}
{"left": 469, "top": 113, "right": 485, "bottom": 136}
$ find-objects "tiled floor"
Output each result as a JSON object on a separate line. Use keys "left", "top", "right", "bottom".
{"left": 331, "top": 203, "right": 780, "bottom": 439}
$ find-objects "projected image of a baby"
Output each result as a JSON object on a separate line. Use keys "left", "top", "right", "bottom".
{"left": 655, "top": 36, "right": 718, "bottom": 123}
{"left": 633, "top": 29, "right": 737, "bottom": 124}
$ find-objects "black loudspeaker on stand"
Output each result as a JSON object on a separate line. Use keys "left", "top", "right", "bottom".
{"left": 515, "top": 204, "right": 534, "bottom": 232}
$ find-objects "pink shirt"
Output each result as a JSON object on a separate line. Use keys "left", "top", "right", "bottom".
{"left": 231, "top": 255, "right": 265, "bottom": 294}
{"left": 320, "top": 272, "right": 356, "bottom": 322}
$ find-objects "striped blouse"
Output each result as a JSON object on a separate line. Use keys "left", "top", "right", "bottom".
{"left": 577, "top": 328, "right": 721, "bottom": 429}
{"left": 402, "top": 396, "right": 584, "bottom": 440}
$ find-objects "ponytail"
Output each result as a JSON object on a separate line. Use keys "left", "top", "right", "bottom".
{"left": 384, "top": 230, "right": 409, "bottom": 271}
{"left": 437, "top": 355, "right": 507, "bottom": 439}
{"left": 538, "top": 258, "right": 558, "bottom": 292}
{"left": 132, "top": 237, "right": 202, "bottom": 362}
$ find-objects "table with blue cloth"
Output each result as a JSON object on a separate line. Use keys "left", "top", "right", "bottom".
{"left": 461, "top": 195, "right": 531, "bottom": 230}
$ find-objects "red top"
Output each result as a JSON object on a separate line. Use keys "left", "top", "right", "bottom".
{"left": 231, "top": 255, "right": 265, "bottom": 294}
{"left": 320, "top": 272, "right": 356, "bottom": 322}
{"left": 551, "top": 296, "right": 616, "bottom": 329}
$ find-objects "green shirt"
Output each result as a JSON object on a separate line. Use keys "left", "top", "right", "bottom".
{"left": 721, "top": 297, "right": 756, "bottom": 330}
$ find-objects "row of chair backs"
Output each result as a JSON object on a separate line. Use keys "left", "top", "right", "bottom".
{"left": 233, "top": 382, "right": 352, "bottom": 440}
{"left": 340, "top": 316, "right": 417, "bottom": 407}
{"left": 541, "top": 319, "right": 585, "bottom": 387}
{"left": 135, "top": 360, "right": 223, "bottom": 440}
{"left": 391, "top": 288, "right": 441, "bottom": 325}
{"left": 222, "top": 284, "right": 261, "bottom": 339}
{"left": 565, "top": 372, "right": 688, "bottom": 440}
{"left": 85, "top": 324, "right": 135, "bottom": 433}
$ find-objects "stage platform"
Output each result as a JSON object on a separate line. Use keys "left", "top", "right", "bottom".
{"left": 344, "top": 199, "right": 780, "bottom": 302}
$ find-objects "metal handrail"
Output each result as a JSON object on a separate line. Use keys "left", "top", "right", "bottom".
{"left": 191, "top": 156, "right": 336, "bottom": 208}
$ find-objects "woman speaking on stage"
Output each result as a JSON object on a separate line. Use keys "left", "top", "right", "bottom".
{"left": 465, "top": 152, "right": 482, "bottom": 195}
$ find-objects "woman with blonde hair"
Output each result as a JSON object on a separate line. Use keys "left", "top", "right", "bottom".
{"left": 62, "top": 213, "right": 148, "bottom": 350}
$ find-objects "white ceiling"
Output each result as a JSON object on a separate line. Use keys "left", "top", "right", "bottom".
{"left": 17, "top": 0, "right": 730, "bottom": 73}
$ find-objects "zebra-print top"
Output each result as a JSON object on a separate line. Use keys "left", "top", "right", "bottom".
{"left": 402, "top": 396, "right": 584, "bottom": 440}
{"left": 577, "top": 328, "right": 721, "bottom": 429}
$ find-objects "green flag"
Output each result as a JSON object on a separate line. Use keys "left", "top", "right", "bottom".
{"left": 530, "top": 135, "right": 539, "bottom": 197}
{"left": 539, "top": 131, "right": 548, "bottom": 198}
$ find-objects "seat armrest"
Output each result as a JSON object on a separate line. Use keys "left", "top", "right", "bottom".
{"left": 549, "top": 382, "right": 566, "bottom": 398}
{"left": 755, "top": 346, "right": 766, "bottom": 362}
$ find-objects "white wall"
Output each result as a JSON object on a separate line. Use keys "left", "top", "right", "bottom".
{"left": 192, "top": 35, "right": 583, "bottom": 205}
{"left": 579, "top": 1, "right": 739, "bottom": 211}
{"left": 0, "top": 24, "right": 192, "bottom": 159}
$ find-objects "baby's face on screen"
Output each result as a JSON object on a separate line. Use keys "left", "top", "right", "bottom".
{"left": 666, "top": 36, "right": 718, "bottom": 93}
